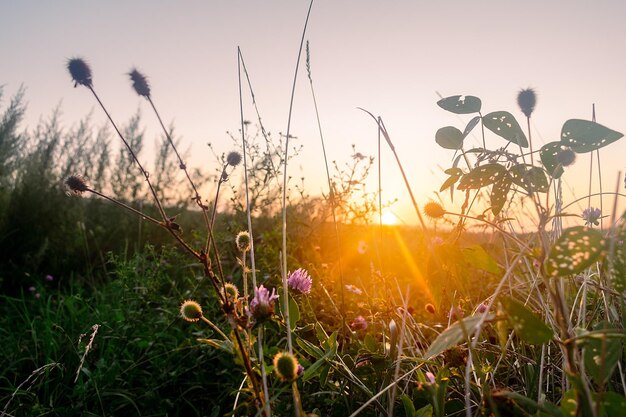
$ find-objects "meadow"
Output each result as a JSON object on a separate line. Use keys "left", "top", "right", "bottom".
{"left": 1, "top": 19, "right": 626, "bottom": 417}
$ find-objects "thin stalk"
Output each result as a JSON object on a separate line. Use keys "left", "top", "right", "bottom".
{"left": 281, "top": 0, "right": 314, "bottom": 356}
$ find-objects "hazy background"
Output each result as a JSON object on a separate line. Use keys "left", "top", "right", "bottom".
{"left": 2, "top": 0, "right": 625, "bottom": 225}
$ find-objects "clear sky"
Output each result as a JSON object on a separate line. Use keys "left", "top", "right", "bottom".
{"left": 2, "top": 1, "right": 626, "bottom": 226}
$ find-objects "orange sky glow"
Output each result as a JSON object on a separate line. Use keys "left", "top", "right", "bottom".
{"left": 2, "top": 1, "right": 625, "bottom": 228}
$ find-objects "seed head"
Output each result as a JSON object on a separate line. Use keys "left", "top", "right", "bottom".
{"left": 67, "top": 58, "right": 93, "bottom": 88}
{"left": 226, "top": 151, "right": 242, "bottom": 167}
{"left": 235, "top": 231, "right": 250, "bottom": 252}
{"left": 180, "top": 300, "right": 203, "bottom": 322}
{"left": 222, "top": 283, "right": 240, "bottom": 302}
{"left": 517, "top": 88, "right": 536, "bottom": 118}
{"left": 128, "top": 68, "right": 151, "bottom": 98}
{"left": 64, "top": 175, "right": 89, "bottom": 196}
{"left": 273, "top": 352, "right": 300, "bottom": 381}
{"left": 423, "top": 201, "right": 446, "bottom": 219}
{"left": 425, "top": 303, "right": 436, "bottom": 314}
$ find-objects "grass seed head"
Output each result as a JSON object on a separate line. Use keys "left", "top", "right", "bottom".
{"left": 517, "top": 88, "right": 536, "bottom": 118}
{"left": 128, "top": 69, "right": 151, "bottom": 98}
{"left": 67, "top": 58, "right": 93, "bottom": 88}
{"left": 235, "top": 231, "right": 250, "bottom": 252}
{"left": 180, "top": 300, "right": 203, "bottom": 322}
{"left": 424, "top": 201, "right": 445, "bottom": 219}
{"left": 64, "top": 175, "right": 89, "bottom": 196}
{"left": 226, "top": 151, "right": 242, "bottom": 167}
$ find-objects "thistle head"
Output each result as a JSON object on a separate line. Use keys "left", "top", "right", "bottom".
{"left": 67, "top": 58, "right": 93, "bottom": 88}
{"left": 64, "top": 175, "right": 89, "bottom": 196}
{"left": 180, "top": 300, "right": 203, "bottom": 322}
{"left": 128, "top": 68, "right": 151, "bottom": 98}
{"left": 273, "top": 352, "right": 300, "bottom": 381}
{"left": 235, "top": 231, "right": 250, "bottom": 252}
{"left": 226, "top": 151, "right": 242, "bottom": 167}
{"left": 222, "top": 282, "right": 240, "bottom": 302}
{"left": 517, "top": 88, "right": 536, "bottom": 118}
{"left": 423, "top": 201, "right": 445, "bottom": 220}
{"left": 287, "top": 268, "right": 312, "bottom": 294}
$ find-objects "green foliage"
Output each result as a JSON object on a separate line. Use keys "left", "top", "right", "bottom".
{"left": 502, "top": 297, "right": 552, "bottom": 345}
{"left": 561, "top": 119, "right": 623, "bottom": 153}
{"left": 545, "top": 226, "right": 604, "bottom": 277}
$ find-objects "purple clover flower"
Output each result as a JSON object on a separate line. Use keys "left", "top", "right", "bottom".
{"left": 249, "top": 285, "right": 279, "bottom": 323}
{"left": 582, "top": 207, "right": 602, "bottom": 226}
{"left": 287, "top": 268, "right": 312, "bottom": 294}
{"left": 425, "top": 371, "right": 436, "bottom": 384}
{"left": 45, "top": 274, "right": 54, "bottom": 282}
{"left": 350, "top": 315, "right": 368, "bottom": 330}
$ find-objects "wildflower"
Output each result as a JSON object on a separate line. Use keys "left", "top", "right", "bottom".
{"left": 235, "top": 231, "right": 250, "bottom": 252}
{"left": 476, "top": 303, "right": 489, "bottom": 314}
{"left": 357, "top": 240, "right": 368, "bottom": 255}
{"left": 582, "top": 207, "right": 602, "bottom": 226}
{"left": 28, "top": 286, "right": 36, "bottom": 293}
{"left": 273, "top": 352, "right": 300, "bottom": 381}
{"left": 67, "top": 58, "right": 93, "bottom": 88}
{"left": 345, "top": 284, "right": 362, "bottom": 295}
{"left": 128, "top": 69, "right": 151, "bottom": 98}
{"left": 425, "top": 303, "right": 436, "bottom": 314}
{"left": 423, "top": 201, "right": 445, "bottom": 220}
{"left": 64, "top": 175, "right": 89, "bottom": 196}
{"left": 425, "top": 371, "right": 436, "bottom": 385}
{"left": 226, "top": 151, "right": 242, "bottom": 167}
{"left": 35, "top": 293, "right": 41, "bottom": 299}
{"left": 287, "top": 268, "right": 312, "bottom": 294}
{"left": 249, "top": 285, "right": 278, "bottom": 323}
{"left": 180, "top": 300, "right": 203, "bottom": 322}
{"left": 45, "top": 274, "right": 54, "bottom": 282}
{"left": 350, "top": 315, "right": 368, "bottom": 330}
{"left": 517, "top": 88, "right": 536, "bottom": 118}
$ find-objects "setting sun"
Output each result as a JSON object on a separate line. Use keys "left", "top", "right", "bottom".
{"left": 380, "top": 210, "right": 398, "bottom": 225}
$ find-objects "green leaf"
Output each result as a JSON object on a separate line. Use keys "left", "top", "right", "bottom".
{"left": 400, "top": 394, "right": 416, "bottom": 417}
{"left": 560, "top": 119, "right": 623, "bottom": 153}
{"left": 582, "top": 325, "right": 623, "bottom": 384}
{"left": 463, "top": 244, "right": 502, "bottom": 274}
{"left": 483, "top": 111, "right": 528, "bottom": 147}
{"left": 296, "top": 337, "right": 324, "bottom": 359}
{"left": 363, "top": 333, "right": 378, "bottom": 352}
{"left": 288, "top": 295, "right": 300, "bottom": 330}
{"left": 437, "top": 95, "right": 482, "bottom": 114}
{"left": 197, "top": 338, "right": 234, "bottom": 353}
{"left": 560, "top": 389, "right": 578, "bottom": 417}
{"left": 424, "top": 315, "right": 492, "bottom": 359}
{"left": 509, "top": 164, "right": 549, "bottom": 193}
{"left": 457, "top": 163, "right": 507, "bottom": 190}
{"left": 416, "top": 404, "right": 433, "bottom": 417}
{"left": 491, "top": 391, "right": 563, "bottom": 417}
{"left": 607, "top": 219, "right": 626, "bottom": 291}
{"left": 502, "top": 298, "right": 552, "bottom": 345}
{"left": 540, "top": 141, "right": 566, "bottom": 179}
{"left": 545, "top": 226, "right": 604, "bottom": 277}
{"left": 435, "top": 126, "right": 464, "bottom": 150}
{"left": 603, "top": 392, "right": 626, "bottom": 416}
{"left": 490, "top": 176, "right": 512, "bottom": 216}
{"left": 462, "top": 116, "right": 481, "bottom": 138}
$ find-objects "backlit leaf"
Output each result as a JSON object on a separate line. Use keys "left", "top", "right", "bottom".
{"left": 437, "top": 95, "right": 482, "bottom": 114}
{"left": 560, "top": 389, "right": 578, "bottom": 417}
{"left": 545, "top": 226, "right": 604, "bottom": 277}
{"left": 582, "top": 325, "right": 623, "bottom": 384}
{"left": 491, "top": 176, "right": 512, "bottom": 216}
{"left": 424, "top": 315, "right": 492, "bottom": 359}
{"left": 462, "top": 116, "right": 481, "bottom": 138}
{"left": 483, "top": 111, "right": 528, "bottom": 147}
{"left": 540, "top": 141, "right": 566, "bottom": 179}
{"left": 435, "top": 126, "right": 464, "bottom": 150}
{"left": 509, "top": 164, "right": 549, "bottom": 193}
{"left": 197, "top": 338, "right": 234, "bottom": 353}
{"left": 440, "top": 168, "right": 462, "bottom": 192}
{"left": 560, "top": 119, "right": 623, "bottom": 153}
{"left": 503, "top": 297, "right": 552, "bottom": 345}
{"left": 457, "top": 163, "right": 507, "bottom": 190}
{"left": 463, "top": 244, "right": 502, "bottom": 274}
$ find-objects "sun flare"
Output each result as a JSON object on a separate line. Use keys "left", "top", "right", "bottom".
{"left": 380, "top": 210, "right": 398, "bottom": 225}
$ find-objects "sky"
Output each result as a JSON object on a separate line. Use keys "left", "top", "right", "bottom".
{"left": 2, "top": 1, "right": 626, "bottom": 227}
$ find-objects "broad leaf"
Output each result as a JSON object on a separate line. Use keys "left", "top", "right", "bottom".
{"left": 457, "top": 163, "right": 507, "bottom": 190}
{"left": 435, "top": 126, "right": 464, "bottom": 150}
{"left": 560, "top": 389, "right": 578, "bottom": 417}
{"left": 490, "top": 176, "right": 512, "bottom": 216}
{"left": 463, "top": 244, "right": 502, "bottom": 274}
{"left": 437, "top": 95, "right": 482, "bottom": 114}
{"left": 509, "top": 164, "right": 549, "bottom": 193}
{"left": 462, "top": 116, "right": 481, "bottom": 138}
{"left": 424, "top": 315, "right": 492, "bottom": 359}
{"left": 483, "top": 111, "right": 528, "bottom": 147}
{"left": 603, "top": 392, "right": 626, "bottom": 416}
{"left": 582, "top": 325, "right": 623, "bottom": 384}
{"left": 545, "top": 226, "right": 604, "bottom": 277}
{"left": 503, "top": 297, "right": 552, "bottom": 345}
{"left": 440, "top": 168, "right": 462, "bottom": 192}
{"left": 540, "top": 141, "right": 566, "bottom": 178}
{"left": 288, "top": 296, "right": 300, "bottom": 330}
{"left": 560, "top": 119, "right": 623, "bottom": 153}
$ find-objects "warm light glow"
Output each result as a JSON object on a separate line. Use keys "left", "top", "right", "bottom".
{"left": 381, "top": 210, "right": 398, "bottom": 225}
